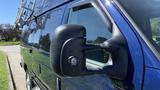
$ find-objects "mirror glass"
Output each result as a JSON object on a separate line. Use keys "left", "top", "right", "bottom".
{"left": 86, "top": 49, "right": 109, "bottom": 63}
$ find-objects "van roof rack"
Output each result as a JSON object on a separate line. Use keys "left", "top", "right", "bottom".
{"left": 15, "top": 0, "right": 36, "bottom": 28}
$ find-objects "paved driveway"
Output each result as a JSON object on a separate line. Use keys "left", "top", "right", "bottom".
{"left": 0, "top": 45, "right": 26, "bottom": 90}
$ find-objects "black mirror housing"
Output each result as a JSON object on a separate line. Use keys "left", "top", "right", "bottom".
{"left": 50, "top": 24, "right": 128, "bottom": 80}
{"left": 61, "top": 38, "right": 86, "bottom": 76}
{"left": 50, "top": 24, "right": 86, "bottom": 76}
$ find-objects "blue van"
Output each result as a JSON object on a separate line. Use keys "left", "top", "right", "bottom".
{"left": 16, "top": 0, "right": 160, "bottom": 90}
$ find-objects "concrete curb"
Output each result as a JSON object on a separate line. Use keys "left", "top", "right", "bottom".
{"left": 6, "top": 56, "right": 17, "bottom": 90}
{"left": 0, "top": 46, "right": 26, "bottom": 90}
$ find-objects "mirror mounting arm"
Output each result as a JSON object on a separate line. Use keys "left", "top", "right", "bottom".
{"left": 100, "top": 41, "right": 120, "bottom": 53}
{"left": 83, "top": 40, "right": 121, "bottom": 53}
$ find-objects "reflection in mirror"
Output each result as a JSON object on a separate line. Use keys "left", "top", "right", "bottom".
{"left": 39, "top": 33, "right": 50, "bottom": 52}
{"left": 87, "top": 36, "right": 107, "bottom": 44}
{"left": 86, "top": 49, "right": 113, "bottom": 69}
{"left": 36, "top": 13, "right": 51, "bottom": 30}
{"left": 86, "top": 49, "right": 109, "bottom": 63}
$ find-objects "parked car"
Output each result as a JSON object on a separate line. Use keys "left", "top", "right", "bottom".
{"left": 17, "top": 0, "right": 160, "bottom": 90}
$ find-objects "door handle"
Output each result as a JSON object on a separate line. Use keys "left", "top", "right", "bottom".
{"left": 39, "top": 64, "right": 41, "bottom": 74}
{"left": 29, "top": 49, "right": 33, "bottom": 53}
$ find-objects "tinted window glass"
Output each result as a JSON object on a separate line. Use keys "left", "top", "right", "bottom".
{"left": 26, "top": 20, "right": 41, "bottom": 48}
{"left": 34, "top": 8, "right": 64, "bottom": 89}
{"left": 68, "top": 4, "right": 112, "bottom": 63}
{"left": 27, "top": 31, "right": 34, "bottom": 45}
{"left": 22, "top": 25, "right": 30, "bottom": 44}
{"left": 68, "top": 5, "right": 112, "bottom": 44}
{"left": 32, "top": 30, "right": 41, "bottom": 48}
{"left": 33, "top": 0, "right": 63, "bottom": 15}
{"left": 39, "top": 9, "right": 64, "bottom": 52}
{"left": 150, "top": 17, "right": 160, "bottom": 47}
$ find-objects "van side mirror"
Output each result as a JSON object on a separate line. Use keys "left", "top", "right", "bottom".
{"left": 50, "top": 24, "right": 87, "bottom": 76}
{"left": 50, "top": 24, "right": 128, "bottom": 79}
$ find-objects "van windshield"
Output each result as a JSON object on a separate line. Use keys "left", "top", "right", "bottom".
{"left": 117, "top": 0, "right": 160, "bottom": 53}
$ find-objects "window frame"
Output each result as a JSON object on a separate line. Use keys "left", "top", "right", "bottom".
{"left": 67, "top": 0, "right": 113, "bottom": 32}
{"left": 113, "top": 0, "right": 160, "bottom": 60}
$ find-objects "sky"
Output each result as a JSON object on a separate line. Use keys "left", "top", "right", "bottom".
{"left": 0, "top": 0, "right": 20, "bottom": 25}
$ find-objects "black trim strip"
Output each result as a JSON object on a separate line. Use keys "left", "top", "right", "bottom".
{"left": 32, "top": 72, "right": 50, "bottom": 90}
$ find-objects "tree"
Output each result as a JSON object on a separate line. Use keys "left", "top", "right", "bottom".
{"left": 0, "top": 24, "right": 21, "bottom": 41}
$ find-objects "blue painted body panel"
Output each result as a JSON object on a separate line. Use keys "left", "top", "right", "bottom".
{"left": 143, "top": 68, "right": 160, "bottom": 90}
{"left": 136, "top": 20, "right": 160, "bottom": 90}
{"left": 101, "top": 0, "right": 144, "bottom": 89}
{"left": 142, "top": 39, "right": 160, "bottom": 90}
{"left": 143, "top": 42, "right": 160, "bottom": 69}
{"left": 102, "top": 0, "right": 160, "bottom": 90}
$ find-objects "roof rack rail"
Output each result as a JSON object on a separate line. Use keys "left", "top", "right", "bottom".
{"left": 15, "top": 0, "right": 36, "bottom": 28}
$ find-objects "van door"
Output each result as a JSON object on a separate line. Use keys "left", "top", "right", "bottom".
{"left": 59, "top": 0, "right": 144, "bottom": 90}
{"left": 61, "top": 1, "right": 124, "bottom": 90}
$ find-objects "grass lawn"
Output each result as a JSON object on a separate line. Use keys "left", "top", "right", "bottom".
{"left": 0, "top": 41, "right": 20, "bottom": 46}
{"left": 0, "top": 51, "right": 8, "bottom": 90}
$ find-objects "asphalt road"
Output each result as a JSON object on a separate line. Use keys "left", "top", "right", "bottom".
{"left": 0, "top": 45, "right": 26, "bottom": 90}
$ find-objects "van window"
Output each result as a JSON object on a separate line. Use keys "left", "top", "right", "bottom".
{"left": 68, "top": 4, "right": 112, "bottom": 63}
{"left": 150, "top": 17, "right": 160, "bottom": 47}
{"left": 22, "top": 25, "right": 30, "bottom": 45}
{"left": 39, "top": 9, "right": 64, "bottom": 52}
{"left": 26, "top": 20, "right": 41, "bottom": 48}
{"left": 32, "top": 30, "right": 41, "bottom": 48}
{"left": 27, "top": 31, "right": 34, "bottom": 45}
